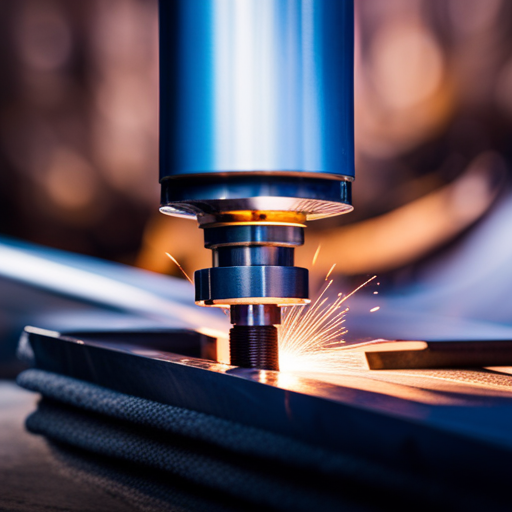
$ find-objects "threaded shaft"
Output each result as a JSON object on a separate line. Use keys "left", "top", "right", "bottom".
{"left": 229, "top": 325, "right": 279, "bottom": 371}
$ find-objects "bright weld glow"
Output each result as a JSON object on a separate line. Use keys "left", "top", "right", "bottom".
{"left": 197, "top": 327, "right": 228, "bottom": 341}
{"left": 279, "top": 275, "right": 377, "bottom": 373}
{"left": 370, "top": 306, "right": 380, "bottom": 313}
{"left": 165, "top": 252, "right": 194, "bottom": 285}
{"left": 312, "top": 244, "right": 321, "bottom": 266}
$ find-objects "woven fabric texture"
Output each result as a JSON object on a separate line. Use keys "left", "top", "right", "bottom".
{"left": 17, "top": 369, "right": 481, "bottom": 511}
{"left": 47, "top": 441, "right": 251, "bottom": 512}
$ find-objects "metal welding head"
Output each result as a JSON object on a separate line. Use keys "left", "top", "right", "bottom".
{"left": 158, "top": 0, "right": 355, "bottom": 370}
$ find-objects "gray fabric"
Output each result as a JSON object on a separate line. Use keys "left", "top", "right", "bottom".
{"left": 22, "top": 368, "right": 338, "bottom": 468}
{"left": 17, "top": 369, "right": 488, "bottom": 511}
{"left": 24, "top": 399, "right": 367, "bottom": 511}
{"left": 18, "top": 369, "right": 389, "bottom": 481}
{"left": 47, "top": 442, "right": 243, "bottom": 512}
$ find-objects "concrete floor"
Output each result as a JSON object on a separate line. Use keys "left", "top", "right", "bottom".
{"left": 0, "top": 381, "right": 139, "bottom": 512}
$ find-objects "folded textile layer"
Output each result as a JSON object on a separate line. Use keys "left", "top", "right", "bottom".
{"left": 17, "top": 369, "right": 492, "bottom": 511}
{"left": 46, "top": 441, "right": 250, "bottom": 512}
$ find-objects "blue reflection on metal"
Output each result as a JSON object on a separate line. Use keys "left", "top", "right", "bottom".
{"left": 159, "top": 0, "right": 354, "bottom": 178}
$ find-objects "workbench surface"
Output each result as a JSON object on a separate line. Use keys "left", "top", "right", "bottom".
{"left": 0, "top": 382, "right": 138, "bottom": 512}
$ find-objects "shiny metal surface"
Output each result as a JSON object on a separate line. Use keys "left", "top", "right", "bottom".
{"left": 22, "top": 327, "right": 512, "bottom": 510}
{"left": 158, "top": 0, "right": 355, "bottom": 363}
{"left": 159, "top": 0, "right": 354, "bottom": 179}
{"left": 213, "top": 246, "right": 294, "bottom": 267}
{"left": 230, "top": 324, "right": 279, "bottom": 370}
{"left": 203, "top": 224, "right": 304, "bottom": 249}
{"left": 195, "top": 266, "right": 309, "bottom": 305}
{"left": 198, "top": 220, "right": 308, "bottom": 307}
{"left": 160, "top": 176, "right": 353, "bottom": 220}
{"left": 199, "top": 210, "right": 308, "bottom": 228}
{"left": 231, "top": 305, "right": 281, "bottom": 326}
{"left": 197, "top": 217, "right": 307, "bottom": 341}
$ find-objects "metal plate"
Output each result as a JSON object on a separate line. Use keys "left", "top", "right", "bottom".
{"left": 21, "top": 325, "right": 512, "bottom": 498}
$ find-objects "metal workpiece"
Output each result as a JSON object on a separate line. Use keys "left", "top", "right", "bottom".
{"left": 23, "top": 328, "right": 512, "bottom": 510}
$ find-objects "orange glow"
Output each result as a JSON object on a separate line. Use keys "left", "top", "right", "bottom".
{"left": 198, "top": 210, "right": 307, "bottom": 228}
{"left": 301, "top": 154, "right": 503, "bottom": 277}
{"left": 325, "top": 263, "right": 336, "bottom": 280}
{"left": 45, "top": 148, "right": 98, "bottom": 214}
{"left": 370, "top": 20, "right": 444, "bottom": 111}
{"left": 312, "top": 244, "right": 321, "bottom": 266}
{"left": 278, "top": 275, "right": 376, "bottom": 373}
{"left": 212, "top": 331, "right": 230, "bottom": 364}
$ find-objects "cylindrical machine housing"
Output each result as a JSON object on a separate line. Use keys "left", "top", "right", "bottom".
{"left": 159, "top": 0, "right": 354, "bottom": 219}
{"left": 158, "top": 0, "right": 355, "bottom": 369}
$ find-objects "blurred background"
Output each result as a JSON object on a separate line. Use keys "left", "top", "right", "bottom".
{"left": 1, "top": 0, "right": 512, "bottom": 319}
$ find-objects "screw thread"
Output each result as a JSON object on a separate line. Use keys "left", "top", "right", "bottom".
{"left": 229, "top": 325, "right": 279, "bottom": 371}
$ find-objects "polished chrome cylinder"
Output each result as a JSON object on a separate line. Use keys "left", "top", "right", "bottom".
{"left": 203, "top": 225, "right": 304, "bottom": 249}
{"left": 195, "top": 221, "right": 308, "bottom": 306}
{"left": 195, "top": 265, "right": 309, "bottom": 306}
{"left": 159, "top": 0, "right": 354, "bottom": 220}
{"left": 231, "top": 305, "right": 281, "bottom": 326}
{"left": 158, "top": 0, "right": 355, "bottom": 368}
{"left": 213, "top": 246, "right": 294, "bottom": 267}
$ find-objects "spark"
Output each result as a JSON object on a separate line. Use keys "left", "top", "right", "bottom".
{"left": 370, "top": 306, "right": 380, "bottom": 313}
{"left": 165, "top": 252, "right": 194, "bottom": 285}
{"left": 279, "top": 275, "right": 377, "bottom": 373}
{"left": 312, "top": 244, "right": 322, "bottom": 266}
{"left": 325, "top": 263, "right": 336, "bottom": 280}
